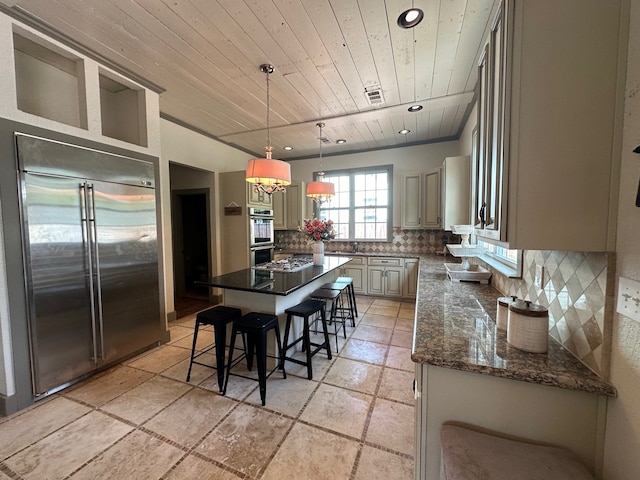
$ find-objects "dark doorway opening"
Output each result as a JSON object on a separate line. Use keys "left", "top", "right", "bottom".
{"left": 173, "top": 189, "right": 215, "bottom": 318}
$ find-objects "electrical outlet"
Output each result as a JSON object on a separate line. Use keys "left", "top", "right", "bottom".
{"left": 534, "top": 264, "right": 544, "bottom": 288}
{"left": 617, "top": 277, "right": 640, "bottom": 323}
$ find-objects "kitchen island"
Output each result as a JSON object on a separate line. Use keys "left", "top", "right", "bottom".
{"left": 196, "top": 256, "right": 351, "bottom": 348}
{"left": 411, "top": 255, "right": 616, "bottom": 480}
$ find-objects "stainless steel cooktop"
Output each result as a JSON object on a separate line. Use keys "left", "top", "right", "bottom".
{"left": 254, "top": 256, "right": 314, "bottom": 272}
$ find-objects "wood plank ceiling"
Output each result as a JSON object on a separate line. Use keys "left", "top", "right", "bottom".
{"left": 1, "top": 0, "right": 498, "bottom": 160}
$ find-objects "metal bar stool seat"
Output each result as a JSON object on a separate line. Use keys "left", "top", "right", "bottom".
{"left": 283, "top": 299, "right": 332, "bottom": 379}
{"left": 335, "top": 276, "right": 358, "bottom": 319}
{"left": 186, "top": 305, "right": 243, "bottom": 391}
{"left": 223, "top": 312, "right": 286, "bottom": 406}
{"left": 311, "top": 287, "right": 346, "bottom": 353}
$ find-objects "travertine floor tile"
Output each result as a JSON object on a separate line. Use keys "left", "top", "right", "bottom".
{"left": 198, "top": 404, "right": 291, "bottom": 477}
{"left": 0, "top": 397, "right": 91, "bottom": 460}
{"left": 165, "top": 454, "right": 243, "bottom": 479}
{"left": 126, "top": 345, "right": 191, "bottom": 373}
{"left": 397, "top": 307, "right": 416, "bottom": 320}
{"left": 4, "top": 411, "right": 132, "bottom": 480}
{"left": 395, "top": 316, "right": 415, "bottom": 331}
{"left": 354, "top": 445, "right": 413, "bottom": 480}
{"left": 378, "top": 369, "right": 414, "bottom": 404}
{"left": 170, "top": 330, "right": 213, "bottom": 351}
{"left": 260, "top": 423, "right": 359, "bottom": 480}
{"left": 351, "top": 324, "right": 393, "bottom": 344}
{"left": 366, "top": 398, "right": 414, "bottom": 456}
{"left": 161, "top": 354, "right": 217, "bottom": 386}
{"left": 69, "top": 430, "right": 183, "bottom": 479}
{"left": 372, "top": 299, "right": 402, "bottom": 308}
{"left": 144, "top": 387, "right": 236, "bottom": 448}
{"left": 367, "top": 305, "right": 400, "bottom": 317}
{"left": 101, "top": 376, "right": 191, "bottom": 425}
{"left": 64, "top": 366, "right": 153, "bottom": 407}
{"left": 323, "top": 357, "right": 382, "bottom": 395}
{"left": 386, "top": 346, "right": 414, "bottom": 371}
{"left": 360, "top": 312, "right": 397, "bottom": 329}
{"left": 341, "top": 338, "right": 389, "bottom": 365}
{"left": 300, "top": 383, "right": 372, "bottom": 439}
{"left": 391, "top": 329, "right": 414, "bottom": 348}
{"left": 245, "top": 375, "right": 317, "bottom": 416}
{"left": 168, "top": 324, "right": 195, "bottom": 343}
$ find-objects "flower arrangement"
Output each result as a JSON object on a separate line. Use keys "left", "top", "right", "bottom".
{"left": 299, "top": 218, "right": 336, "bottom": 242}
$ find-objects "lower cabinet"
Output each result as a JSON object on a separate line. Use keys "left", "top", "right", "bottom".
{"left": 367, "top": 257, "right": 404, "bottom": 297}
{"left": 335, "top": 256, "right": 367, "bottom": 294}
{"left": 403, "top": 258, "right": 419, "bottom": 298}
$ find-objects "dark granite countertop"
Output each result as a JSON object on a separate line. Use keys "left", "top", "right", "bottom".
{"left": 411, "top": 255, "right": 617, "bottom": 397}
{"left": 196, "top": 256, "right": 351, "bottom": 296}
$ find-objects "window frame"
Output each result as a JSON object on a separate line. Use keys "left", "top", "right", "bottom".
{"left": 314, "top": 164, "right": 393, "bottom": 242}
{"left": 477, "top": 237, "right": 522, "bottom": 278}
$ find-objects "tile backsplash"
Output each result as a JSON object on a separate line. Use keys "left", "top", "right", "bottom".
{"left": 276, "top": 227, "right": 457, "bottom": 255}
{"left": 481, "top": 250, "right": 614, "bottom": 378}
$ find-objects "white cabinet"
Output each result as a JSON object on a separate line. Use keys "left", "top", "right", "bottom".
{"left": 401, "top": 169, "right": 441, "bottom": 229}
{"left": 273, "top": 181, "right": 310, "bottom": 230}
{"left": 247, "top": 183, "right": 273, "bottom": 209}
{"left": 473, "top": 0, "right": 623, "bottom": 251}
{"left": 441, "top": 156, "right": 471, "bottom": 231}
{"left": 336, "top": 256, "right": 367, "bottom": 295}
{"left": 367, "top": 257, "right": 404, "bottom": 297}
{"left": 403, "top": 258, "right": 419, "bottom": 299}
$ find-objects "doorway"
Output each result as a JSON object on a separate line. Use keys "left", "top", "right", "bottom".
{"left": 172, "top": 189, "right": 214, "bottom": 318}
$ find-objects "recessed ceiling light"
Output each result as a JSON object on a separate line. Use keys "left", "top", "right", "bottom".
{"left": 408, "top": 104, "right": 423, "bottom": 112}
{"left": 397, "top": 8, "right": 424, "bottom": 29}
{"left": 336, "top": 139, "right": 347, "bottom": 144}
{"left": 399, "top": 129, "right": 411, "bottom": 135}
{"left": 283, "top": 146, "right": 294, "bottom": 151}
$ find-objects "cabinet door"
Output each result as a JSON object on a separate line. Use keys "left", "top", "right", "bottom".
{"left": 367, "top": 267, "right": 385, "bottom": 296}
{"left": 286, "top": 183, "right": 304, "bottom": 229}
{"left": 273, "top": 189, "right": 286, "bottom": 229}
{"left": 384, "top": 266, "right": 404, "bottom": 297}
{"left": 247, "top": 184, "right": 273, "bottom": 208}
{"left": 342, "top": 264, "right": 367, "bottom": 294}
{"left": 404, "top": 258, "right": 419, "bottom": 298}
{"left": 401, "top": 173, "right": 423, "bottom": 228}
{"left": 423, "top": 169, "right": 441, "bottom": 228}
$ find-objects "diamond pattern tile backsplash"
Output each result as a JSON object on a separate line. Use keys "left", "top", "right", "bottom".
{"left": 485, "top": 250, "right": 615, "bottom": 377}
{"left": 277, "top": 228, "right": 613, "bottom": 378}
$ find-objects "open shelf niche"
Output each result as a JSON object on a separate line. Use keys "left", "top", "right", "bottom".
{"left": 99, "top": 71, "right": 147, "bottom": 147}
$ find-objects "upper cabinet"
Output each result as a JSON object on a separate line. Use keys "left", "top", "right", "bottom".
{"left": 247, "top": 184, "right": 273, "bottom": 209}
{"left": 473, "top": 0, "right": 624, "bottom": 251}
{"left": 273, "top": 181, "right": 311, "bottom": 230}
{"left": 401, "top": 169, "right": 441, "bottom": 229}
{"left": 441, "top": 156, "right": 471, "bottom": 231}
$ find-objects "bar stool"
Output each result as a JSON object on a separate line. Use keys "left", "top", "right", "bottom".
{"left": 283, "top": 299, "right": 332, "bottom": 379}
{"left": 223, "top": 312, "right": 286, "bottom": 406}
{"left": 311, "top": 287, "right": 347, "bottom": 353}
{"left": 186, "top": 305, "right": 242, "bottom": 391}
{"left": 322, "top": 281, "right": 356, "bottom": 327}
{"left": 335, "top": 276, "right": 358, "bottom": 319}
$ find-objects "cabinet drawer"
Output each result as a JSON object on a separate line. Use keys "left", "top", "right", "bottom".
{"left": 368, "top": 257, "right": 403, "bottom": 267}
{"left": 346, "top": 256, "right": 365, "bottom": 265}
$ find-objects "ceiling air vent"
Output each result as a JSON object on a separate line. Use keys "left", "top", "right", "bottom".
{"left": 365, "top": 87, "right": 384, "bottom": 105}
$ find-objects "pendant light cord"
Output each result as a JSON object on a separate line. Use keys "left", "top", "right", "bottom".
{"left": 266, "top": 67, "right": 271, "bottom": 148}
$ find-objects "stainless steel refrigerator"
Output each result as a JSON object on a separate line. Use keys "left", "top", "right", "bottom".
{"left": 16, "top": 133, "right": 161, "bottom": 397}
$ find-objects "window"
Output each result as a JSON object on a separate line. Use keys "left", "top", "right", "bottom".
{"left": 477, "top": 238, "right": 522, "bottom": 278}
{"left": 316, "top": 165, "right": 392, "bottom": 241}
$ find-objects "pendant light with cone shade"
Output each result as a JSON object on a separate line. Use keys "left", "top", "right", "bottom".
{"left": 246, "top": 64, "right": 291, "bottom": 194}
{"left": 306, "top": 122, "right": 335, "bottom": 204}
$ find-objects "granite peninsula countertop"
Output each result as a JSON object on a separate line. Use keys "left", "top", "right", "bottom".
{"left": 411, "top": 255, "right": 617, "bottom": 397}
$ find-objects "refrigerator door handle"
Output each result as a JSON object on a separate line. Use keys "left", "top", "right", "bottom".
{"left": 87, "top": 184, "right": 105, "bottom": 361}
{"left": 80, "top": 182, "right": 99, "bottom": 365}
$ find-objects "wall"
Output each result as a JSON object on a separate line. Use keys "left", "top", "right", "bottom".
{"left": 603, "top": 0, "right": 640, "bottom": 477}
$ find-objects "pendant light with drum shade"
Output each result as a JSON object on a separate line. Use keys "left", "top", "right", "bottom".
{"left": 246, "top": 64, "right": 291, "bottom": 195}
{"left": 306, "top": 122, "right": 335, "bottom": 204}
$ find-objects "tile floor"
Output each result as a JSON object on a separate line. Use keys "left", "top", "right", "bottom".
{"left": 0, "top": 297, "right": 416, "bottom": 480}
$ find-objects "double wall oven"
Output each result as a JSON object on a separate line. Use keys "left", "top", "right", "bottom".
{"left": 249, "top": 207, "right": 275, "bottom": 267}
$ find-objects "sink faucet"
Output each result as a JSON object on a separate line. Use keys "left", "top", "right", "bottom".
{"left": 352, "top": 242, "right": 359, "bottom": 253}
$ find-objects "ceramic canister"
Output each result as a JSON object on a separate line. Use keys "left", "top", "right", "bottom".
{"left": 496, "top": 296, "right": 517, "bottom": 331}
{"left": 507, "top": 300, "right": 549, "bottom": 353}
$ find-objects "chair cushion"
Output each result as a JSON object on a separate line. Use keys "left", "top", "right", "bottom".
{"left": 440, "top": 424, "right": 594, "bottom": 480}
